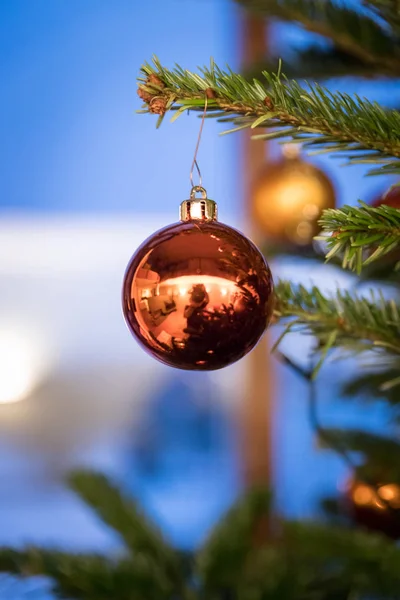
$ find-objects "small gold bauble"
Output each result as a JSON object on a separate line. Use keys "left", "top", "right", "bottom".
{"left": 252, "top": 147, "right": 336, "bottom": 246}
{"left": 346, "top": 479, "right": 400, "bottom": 539}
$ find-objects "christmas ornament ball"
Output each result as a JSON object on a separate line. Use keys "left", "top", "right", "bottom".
{"left": 347, "top": 479, "right": 400, "bottom": 539}
{"left": 122, "top": 190, "right": 274, "bottom": 370}
{"left": 252, "top": 147, "right": 335, "bottom": 245}
{"left": 372, "top": 185, "right": 400, "bottom": 209}
{"left": 370, "top": 186, "right": 400, "bottom": 264}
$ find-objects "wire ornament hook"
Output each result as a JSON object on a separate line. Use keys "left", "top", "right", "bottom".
{"left": 190, "top": 95, "right": 208, "bottom": 190}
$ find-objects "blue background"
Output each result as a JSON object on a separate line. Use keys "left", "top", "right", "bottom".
{"left": 0, "top": 6, "right": 397, "bottom": 600}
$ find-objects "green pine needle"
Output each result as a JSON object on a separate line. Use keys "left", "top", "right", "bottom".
{"left": 68, "top": 471, "right": 185, "bottom": 592}
{"left": 236, "top": 0, "right": 400, "bottom": 75}
{"left": 0, "top": 548, "right": 173, "bottom": 599}
{"left": 274, "top": 280, "right": 400, "bottom": 380}
{"left": 2, "top": 472, "right": 400, "bottom": 599}
{"left": 197, "top": 488, "right": 271, "bottom": 590}
{"left": 319, "top": 202, "right": 400, "bottom": 272}
{"left": 137, "top": 57, "right": 400, "bottom": 176}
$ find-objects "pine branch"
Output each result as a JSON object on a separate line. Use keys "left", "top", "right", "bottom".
{"left": 137, "top": 58, "right": 400, "bottom": 176}
{"left": 236, "top": 0, "right": 400, "bottom": 75}
{"left": 319, "top": 496, "right": 347, "bottom": 521}
{"left": 262, "top": 212, "right": 400, "bottom": 283}
{"left": 359, "top": 253, "right": 400, "bottom": 285}
{"left": 273, "top": 280, "right": 400, "bottom": 378}
{"left": 320, "top": 202, "right": 400, "bottom": 273}
{"left": 68, "top": 471, "right": 185, "bottom": 593}
{"left": 196, "top": 488, "right": 271, "bottom": 590}
{"left": 319, "top": 428, "right": 400, "bottom": 484}
{"left": 282, "top": 521, "right": 400, "bottom": 597}
{"left": 363, "top": 0, "right": 400, "bottom": 34}
{"left": 2, "top": 477, "right": 400, "bottom": 600}
{"left": 0, "top": 549, "right": 173, "bottom": 599}
{"left": 248, "top": 47, "right": 388, "bottom": 81}
{"left": 319, "top": 428, "right": 400, "bottom": 464}
{"left": 342, "top": 367, "right": 400, "bottom": 403}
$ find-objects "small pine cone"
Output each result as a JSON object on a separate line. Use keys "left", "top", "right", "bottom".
{"left": 206, "top": 87, "right": 217, "bottom": 99}
{"left": 137, "top": 86, "right": 153, "bottom": 103}
{"left": 149, "top": 97, "right": 167, "bottom": 115}
{"left": 148, "top": 73, "right": 165, "bottom": 88}
{"left": 264, "top": 96, "right": 274, "bottom": 110}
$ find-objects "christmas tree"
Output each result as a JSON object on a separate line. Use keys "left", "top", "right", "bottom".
{"left": 2, "top": 0, "right": 400, "bottom": 598}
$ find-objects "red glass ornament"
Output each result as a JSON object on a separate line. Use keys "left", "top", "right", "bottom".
{"left": 370, "top": 186, "right": 400, "bottom": 266}
{"left": 122, "top": 188, "right": 274, "bottom": 370}
{"left": 372, "top": 185, "right": 400, "bottom": 209}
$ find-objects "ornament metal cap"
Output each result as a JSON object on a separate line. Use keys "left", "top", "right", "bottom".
{"left": 180, "top": 186, "right": 218, "bottom": 222}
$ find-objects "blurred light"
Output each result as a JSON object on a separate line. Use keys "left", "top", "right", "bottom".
{"left": 0, "top": 332, "right": 39, "bottom": 404}
{"left": 379, "top": 484, "right": 400, "bottom": 508}
{"left": 351, "top": 480, "right": 400, "bottom": 512}
{"left": 163, "top": 275, "right": 237, "bottom": 289}
{"left": 179, "top": 288, "right": 188, "bottom": 296}
{"left": 221, "top": 288, "right": 227, "bottom": 296}
{"left": 296, "top": 221, "right": 313, "bottom": 241}
{"left": 352, "top": 483, "right": 375, "bottom": 506}
{"left": 302, "top": 203, "right": 320, "bottom": 218}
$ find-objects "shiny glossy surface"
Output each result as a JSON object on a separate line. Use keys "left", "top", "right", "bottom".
{"left": 373, "top": 185, "right": 400, "bottom": 209}
{"left": 252, "top": 156, "right": 335, "bottom": 246}
{"left": 122, "top": 221, "right": 274, "bottom": 370}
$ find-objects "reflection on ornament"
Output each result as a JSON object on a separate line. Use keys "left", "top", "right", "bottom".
{"left": 122, "top": 188, "right": 274, "bottom": 370}
{"left": 252, "top": 146, "right": 335, "bottom": 246}
{"left": 348, "top": 479, "right": 400, "bottom": 539}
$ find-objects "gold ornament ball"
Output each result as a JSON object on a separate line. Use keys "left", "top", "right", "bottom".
{"left": 252, "top": 149, "right": 336, "bottom": 245}
{"left": 346, "top": 479, "right": 400, "bottom": 539}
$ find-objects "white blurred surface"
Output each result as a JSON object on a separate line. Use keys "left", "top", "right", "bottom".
{"left": 0, "top": 215, "right": 244, "bottom": 550}
{"left": 0, "top": 215, "right": 390, "bottom": 554}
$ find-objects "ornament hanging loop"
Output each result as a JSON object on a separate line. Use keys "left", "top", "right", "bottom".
{"left": 189, "top": 94, "right": 208, "bottom": 190}
{"left": 190, "top": 185, "right": 207, "bottom": 199}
